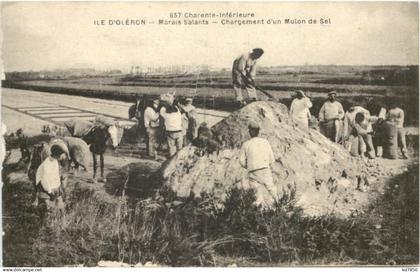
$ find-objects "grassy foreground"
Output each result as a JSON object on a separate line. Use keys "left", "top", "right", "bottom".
{"left": 3, "top": 162, "right": 419, "bottom": 267}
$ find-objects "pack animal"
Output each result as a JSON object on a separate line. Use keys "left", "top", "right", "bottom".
{"left": 63, "top": 118, "right": 122, "bottom": 182}
{"left": 63, "top": 137, "right": 91, "bottom": 172}
{"left": 81, "top": 125, "right": 120, "bottom": 182}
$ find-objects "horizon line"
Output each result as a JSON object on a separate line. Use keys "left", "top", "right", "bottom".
{"left": 4, "top": 64, "right": 419, "bottom": 73}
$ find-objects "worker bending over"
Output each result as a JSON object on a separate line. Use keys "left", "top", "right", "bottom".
{"left": 344, "top": 109, "right": 376, "bottom": 159}
{"left": 232, "top": 48, "right": 264, "bottom": 106}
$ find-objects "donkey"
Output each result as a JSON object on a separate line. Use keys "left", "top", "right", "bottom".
{"left": 81, "top": 124, "right": 120, "bottom": 183}
{"left": 62, "top": 117, "right": 123, "bottom": 182}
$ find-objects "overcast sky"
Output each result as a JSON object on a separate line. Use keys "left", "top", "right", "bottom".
{"left": 1, "top": 2, "right": 418, "bottom": 72}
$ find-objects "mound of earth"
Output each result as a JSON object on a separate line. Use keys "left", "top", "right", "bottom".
{"left": 160, "top": 101, "right": 379, "bottom": 218}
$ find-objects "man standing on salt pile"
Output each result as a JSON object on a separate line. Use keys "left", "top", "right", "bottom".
{"left": 318, "top": 91, "right": 344, "bottom": 142}
{"left": 232, "top": 48, "right": 264, "bottom": 106}
{"left": 143, "top": 98, "right": 161, "bottom": 160}
{"left": 289, "top": 90, "right": 312, "bottom": 129}
{"left": 239, "top": 121, "right": 277, "bottom": 206}
{"left": 386, "top": 102, "right": 408, "bottom": 159}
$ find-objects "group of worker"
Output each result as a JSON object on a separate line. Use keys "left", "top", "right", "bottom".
{"left": 288, "top": 89, "right": 408, "bottom": 160}
{"left": 130, "top": 47, "right": 267, "bottom": 159}
{"left": 130, "top": 93, "right": 198, "bottom": 160}
{"left": 235, "top": 48, "right": 409, "bottom": 206}
{"left": 239, "top": 90, "right": 409, "bottom": 206}
{"left": 129, "top": 47, "right": 411, "bottom": 208}
{"left": 233, "top": 47, "right": 408, "bottom": 160}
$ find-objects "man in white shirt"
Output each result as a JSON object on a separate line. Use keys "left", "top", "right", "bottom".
{"left": 35, "top": 145, "right": 66, "bottom": 212}
{"left": 144, "top": 98, "right": 160, "bottom": 159}
{"left": 289, "top": 90, "right": 312, "bottom": 129}
{"left": 232, "top": 48, "right": 264, "bottom": 106}
{"left": 343, "top": 107, "right": 376, "bottom": 159}
{"left": 343, "top": 106, "right": 374, "bottom": 138}
{"left": 179, "top": 97, "right": 198, "bottom": 145}
{"left": 387, "top": 103, "right": 408, "bottom": 159}
{"left": 239, "top": 121, "right": 277, "bottom": 206}
{"left": 318, "top": 91, "right": 344, "bottom": 142}
{"left": 160, "top": 103, "right": 183, "bottom": 157}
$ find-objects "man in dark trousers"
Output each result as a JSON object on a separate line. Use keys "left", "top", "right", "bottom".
{"left": 129, "top": 95, "right": 146, "bottom": 128}
{"left": 129, "top": 95, "right": 146, "bottom": 144}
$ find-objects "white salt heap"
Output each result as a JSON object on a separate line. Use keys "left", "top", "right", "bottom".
{"left": 161, "top": 101, "right": 377, "bottom": 217}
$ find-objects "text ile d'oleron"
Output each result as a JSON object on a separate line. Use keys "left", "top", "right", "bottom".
{"left": 93, "top": 12, "right": 332, "bottom": 26}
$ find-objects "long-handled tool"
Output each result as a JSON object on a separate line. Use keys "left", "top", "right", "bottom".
{"left": 240, "top": 73, "right": 275, "bottom": 101}
{"left": 255, "top": 85, "right": 275, "bottom": 101}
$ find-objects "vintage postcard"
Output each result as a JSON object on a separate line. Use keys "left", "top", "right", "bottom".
{"left": 1, "top": 1, "right": 419, "bottom": 269}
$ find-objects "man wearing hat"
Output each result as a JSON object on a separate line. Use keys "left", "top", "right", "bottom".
{"left": 239, "top": 121, "right": 277, "bottom": 206}
{"left": 179, "top": 97, "right": 198, "bottom": 145}
{"left": 289, "top": 90, "right": 313, "bottom": 129}
{"left": 143, "top": 98, "right": 161, "bottom": 159}
{"left": 232, "top": 48, "right": 264, "bottom": 106}
{"left": 318, "top": 91, "right": 344, "bottom": 142}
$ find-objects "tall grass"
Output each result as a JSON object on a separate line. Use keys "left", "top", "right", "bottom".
{"left": 27, "top": 165, "right": 418, "bottom": 266}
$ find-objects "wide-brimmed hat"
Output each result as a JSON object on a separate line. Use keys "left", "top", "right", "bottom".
{"left": 328, "top": 91, "right": 337, "bottom": 96}
{"left": 185, "top": 97, "right": 193, "bottom": 103}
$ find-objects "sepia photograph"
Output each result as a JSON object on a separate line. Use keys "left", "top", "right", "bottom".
{"left": 0, "top": 1, "right": 419, "bottom": 268}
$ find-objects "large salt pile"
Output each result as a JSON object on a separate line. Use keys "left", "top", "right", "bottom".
{"left": 161, "top": 101, "right": 372, "bottom": 217}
